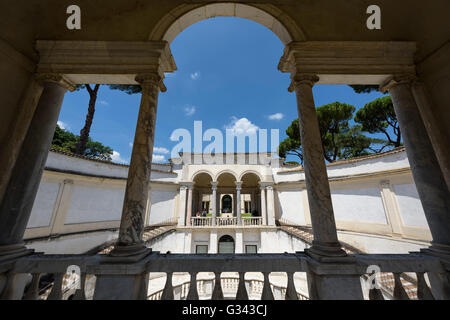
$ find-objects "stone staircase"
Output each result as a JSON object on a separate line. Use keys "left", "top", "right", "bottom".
{"left": 279, "top": 224, "right": 419, "bottom": 300}
{"left": 98, "top": 224, "right": 176, "bottom": 255}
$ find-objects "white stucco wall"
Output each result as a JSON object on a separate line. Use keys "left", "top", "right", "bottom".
{"left": 393, "top": 183, "right": 429, "bottom": 228}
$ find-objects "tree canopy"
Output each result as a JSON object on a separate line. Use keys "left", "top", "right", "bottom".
{"left": 52, "top": 124, "right": 113, "bottom": 161}
{"left": 279, "top": 101, "right": 387, "bottom": 164}
{"left": 354, "top": 95, "right": 402, "bottom": 150}
{"left": 349, "top": 85, "right": 379, "bottom": 94}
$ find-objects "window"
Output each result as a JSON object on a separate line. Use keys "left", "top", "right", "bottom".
{"left": 245, "top": 245, "right": 257, "bottom": 254}
{"left": 218, "top": 235, "right": 235, "bottom": 253}
{"left": 196, "top": 245, "right": 208, "bottom": 254}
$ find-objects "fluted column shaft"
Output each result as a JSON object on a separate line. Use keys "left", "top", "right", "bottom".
{"left": 0, "top": 74, "right": 73, "bottom": 249}
{"left": 382, "top": 75, "right": 450, "bottom": 252}
{"left": 211, "top": 182, "right": 218, "bottom": 226}
{"left": 235, "top": 182, "right": 242, "bottom": 225}
{"left": 186, "top": 184, "right": 194, "bottom": 226}
{"left": 116, "top": 73, "right": 164, "bottom": 249}
{"left": 266, "top": 185, "right": 276, "bottom": 226}
{"left": 291, "top": 74, "right": 345, "bottom": 257}
{"left": 259, "top": 184, "right": 267, "bottom": 225}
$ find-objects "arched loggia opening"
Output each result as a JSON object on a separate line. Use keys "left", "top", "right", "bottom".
{"left": 218, "top": 235, "right": 235, "bottom": 254}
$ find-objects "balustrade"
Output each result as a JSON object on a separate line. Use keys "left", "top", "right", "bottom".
{"left": 0, "top": 251, "right": 444, "bottom": 300}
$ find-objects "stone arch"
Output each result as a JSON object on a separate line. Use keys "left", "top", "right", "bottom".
{"left": 215, "top": 169, "right": 239, "bottom": 182}
{"left": 239, "top": 170, "right": 263, "bottom": 182}
{"left": 149, "top": 3, "right": 306, "bottom": 45}
{"left": 191, "top": 170, "right": 214, "bottom": 182}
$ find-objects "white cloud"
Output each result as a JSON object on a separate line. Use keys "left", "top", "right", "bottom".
{"left": 99, "top": 100, "right": 109, "bottom": 106}
{"left": 111, "top": 151, "right": 128, "bottom": 164}
{"left": 226, "top": 117, "right": 259, "bottom": 136}
{"left": 268, "top": 113, "right": 284, "bottom": 120}
{"left": 184, "top": 105, "right": 196, "bottom": 116}
{"left": 57, "top": 121, "right": 69, "bottom": 130}
{"left": 154, "top": 147, "right": 170, "bottom": 154}
{"left": 190, "top": 72, "right": 200, "bottom": 80}
{"left": 153, "top": 154, "right": 166, "bottom": 163}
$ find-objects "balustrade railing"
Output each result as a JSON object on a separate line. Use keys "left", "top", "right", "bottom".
{"left": 148, "top": 274, "right": 309, "bottom": 300}
{"left": 216, "top": 217, "right": 238, "bottom": 226}
{"left": 191, "top": 217, "right": 212, "bottom": 227}
{"left": 0, "top": 251, "right": 444, "bottom": 300}
{"left": 242, "top": 217, "right": 263, "bottom": 226}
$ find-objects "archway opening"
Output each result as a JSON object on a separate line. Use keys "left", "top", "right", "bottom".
{"left": 218, "top": 235, "right": 235, "bottom": 254}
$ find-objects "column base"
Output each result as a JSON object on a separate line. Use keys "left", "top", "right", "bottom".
{"left": 305, "top": 241, "right": 350, "bottom": 263}
{"left": 105, "top": 243, "right": 152, "bottom": 263}
{"left": 0, "top": 243, "right": 34, "bottom": 263}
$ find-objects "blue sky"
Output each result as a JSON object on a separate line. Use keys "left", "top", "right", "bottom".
{"left": 57, "top": 17, "right": 386, "bottom": 164}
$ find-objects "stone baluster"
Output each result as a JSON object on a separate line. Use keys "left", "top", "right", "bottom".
{"left": 236, "top": 272, "right": 248, "bottom": 300}
{"left": 416, "top": 272, "right": 435, "bottom": 300}
{"left": 47, "top": 273, "right": 64, "bottom": 300}
{"left": 0, "top": 74, "right": 74, "bottom": 260}
{"left": 211, "top": 182, "right": 218, "bottom": 226}
{"left": 72, "top": 272, "right": 86, "bottom": 300}
{"left": 285, "top": 272, "right": 298, "bottom": 300}
{"left": 23, "top": 273, "right": 42, "bottom": 300}
{"left": 186, "top": 272, "right": 199, "bottom": 300}
{"left": 161, "top": 272, "right": 174, "bottom": 300}
{"left": 290, "top": 74, "right": 346, "bottom": 259}
{"left": 212, "top": 272, "right": 224, "bottom": 300}
{"left": 392, "top": 273, "right": 409, "bottom": 300}
{"left": 261, "top": 272, "right": 274, "bottom": 300}
{"left": 0, "top": 272, "right": 17, "bottom": 300}
{"left": 111, "top": 73, "right": 165, "bottom": 257}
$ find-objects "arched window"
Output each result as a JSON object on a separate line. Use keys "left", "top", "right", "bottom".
{"left": 221, "top": 195, "right": 232, "bottom": 213}
{"left": 218, "top": 235, "right": 235, "bottom": 254}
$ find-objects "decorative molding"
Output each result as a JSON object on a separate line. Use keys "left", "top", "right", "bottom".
{"left": 35, "top": 40, "right": 177, "bottom": 84}
{"left": 279, "top": 41, "right": 417, "bottom": 85}
{"left": 379, "top": 73, "right": 418, "bottom": 93}
{"left": 35, "top": 73, "right": 76, "bottom": 92}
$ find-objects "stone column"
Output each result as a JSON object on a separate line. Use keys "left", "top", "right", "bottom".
{"left": 290, "top": 74, "right": 346, "bottom": 259}
{"left": 251, "top": 190, "right": 257, "bottom": 213}
{"left": 259, "top": 183, "right": 267, "bottom": 225}
{"left": 235, "top": 182, "right": 242, "bottom": 225}
{"left": 111, "top": 73, "right": 165, "bottom": 257}
{"left": 411, "top": 81, "right": 450, "bottom": 191}
{"left": 0, "top": 74, "right": 74, "bottom": 260}
{"left": 186, "top": 184, "right": 194, "bottom": 226}
{"left": 211, "top": 182, "right": 218, "bottom": 226}
{"left": 177, "top": 185, "right": 188, "bottom": 226}
{"left": 381, "top": 75, "right": 450, "bottom": 256}
{"left": 266, "top": 185, "right": 276, "bottom": 226}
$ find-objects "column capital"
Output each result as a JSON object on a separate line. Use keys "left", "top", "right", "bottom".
{"left": 259, "top": 181, "right": 274, "bottom": 189}
{"left": 235, "top": 181, "right": 242, "bottom": 190}
{"left": 135, "top": 73, "right": 166, "bottom": 92}
{"left": 35, "top": 73, "right": 76, "bottom": 92}
{"left": 180, "top": 182, "right": 194, "bottom": 190}
{"left": 288, "top": 73, "right": 320, "bottom": 92}
{"left": 379, "top": 73, "right": 418, "bottom": 93}
{"left": 380, "top": 180, "right": 391, "bottom": 188}
{"left": 211, "top": 181, "right": 218, "bottom": 190}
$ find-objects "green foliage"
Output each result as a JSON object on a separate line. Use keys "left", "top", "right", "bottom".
{"left": 108, "top": 85, "right": 142, "bottom": 95}
{"left": 354, "top": 96, "right": 402, "bottom": 148}
{"left": 349, "top": 85, "right": 379, "bottom": 94}
{"left": 51, "top": 125, "right": 113, "bottom": 161}
{"left": 279, "top": 101, "right": 388, "bottom": 163}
